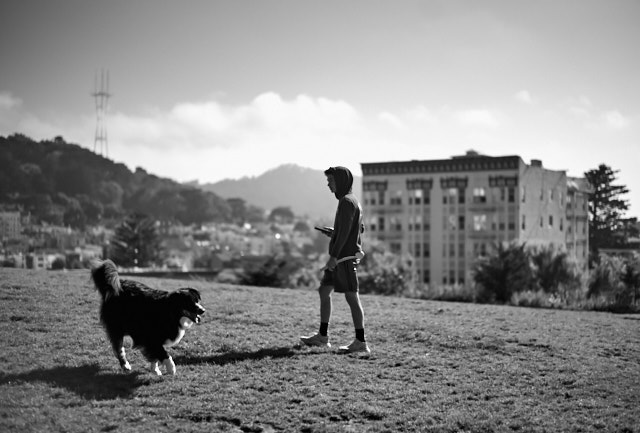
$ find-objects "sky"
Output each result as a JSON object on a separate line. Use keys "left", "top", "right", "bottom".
{"left": 1, "top": 0, "right": 639, "bottom": 216}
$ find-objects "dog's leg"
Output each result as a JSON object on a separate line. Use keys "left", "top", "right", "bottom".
{"left": 162, "top": 356, "right": 176, "bottom": 375}
{"left": 110, "top": 334, "right": 131, "bottom": 372}
{"left": 149, "top": 361, "right": 162, "bottom": 376}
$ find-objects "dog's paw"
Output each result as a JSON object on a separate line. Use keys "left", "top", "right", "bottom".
{"left": 163, "top": 356, "right": 177, "bottom": 375}
{"left": 122, "top": 361, "right": 132, "bottom": 372}
{"left": 149, "top": 361, "right": 162, "bottom": 376}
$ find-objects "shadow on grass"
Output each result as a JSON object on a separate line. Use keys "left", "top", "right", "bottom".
{"left": 176, "top": 345, "right": 306, "bottom": 366}
{"left": 0, "top": 364, "right": 144, "bottom": 400}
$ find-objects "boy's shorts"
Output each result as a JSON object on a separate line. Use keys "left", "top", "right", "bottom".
{"left": 320, "top": 260, "right": 359, "bottom": 293}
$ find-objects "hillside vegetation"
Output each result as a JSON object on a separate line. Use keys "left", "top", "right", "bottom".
{"left": 1, "top": 268, "right": 638, "bottom": 432}
{"left": 0, "top": 134, "right": 231, "bottom": 227}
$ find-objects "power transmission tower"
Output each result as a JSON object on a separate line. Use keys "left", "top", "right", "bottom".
{"left": 92, "top": 69, "right": 111, "bottom": 156}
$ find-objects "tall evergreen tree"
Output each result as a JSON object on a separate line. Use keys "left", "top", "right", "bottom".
{"left": 585, "top": 164, "right": 634, "bottom": 256}
{"left": 110, "top": 213, "right": 160, "bottom": 267}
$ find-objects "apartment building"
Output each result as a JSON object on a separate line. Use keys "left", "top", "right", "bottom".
{"left": 360, "top": 152, "right": 590, "bottom": 288}
{"left": 0, "top": 211, "right": 22, "bottom": 241}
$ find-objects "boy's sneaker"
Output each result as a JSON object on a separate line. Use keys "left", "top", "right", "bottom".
{"left": 338, "top": 339, "right": 371, "bottom": 353}
{"left": 300, "top": 333, "right": 331, "bottom": 347}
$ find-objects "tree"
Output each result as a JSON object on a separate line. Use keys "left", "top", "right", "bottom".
{"left": 110, "top": 213, "right": 161, "bottom": 267}
{"left": 529, "top": 244, "right": 580, "bottom": 294}
{"left": 472, "top": 242, "right": 534, "bottom": 303}
{"left": 585, "top": 164, "right": 634, "bottom": 256}
{"left": 268, "top": 206, "right": 295, "bottom": 223}
{"left": 227, "top": 197, "right": 248, "bottom": 225}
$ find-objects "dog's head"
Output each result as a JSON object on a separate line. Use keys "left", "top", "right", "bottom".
{"left": 171, "top": 288, "right": 206, "bottom": 324}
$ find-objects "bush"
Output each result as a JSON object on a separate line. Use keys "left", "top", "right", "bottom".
{"left": 530, "top": 244, "right": 581, "bottom": 294}
{"left": 472, "top": 242, "right": 534, "bottom": 303}
{"left": 358, "top": 250, "right": 413, "bottom": 296}
{"left": 412, "top": 284, "right": 476, "bottom": 303}
{"left": 586, "top": 254, "right": 640, "bottom": 313}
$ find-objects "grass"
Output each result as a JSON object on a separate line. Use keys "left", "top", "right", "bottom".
{"left": 1, "top": 267, "right": 639, "bottom": 433}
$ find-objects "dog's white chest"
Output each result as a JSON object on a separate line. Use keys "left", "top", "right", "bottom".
{"left": 163, "top": 317, "right": 193, "bottom": 347}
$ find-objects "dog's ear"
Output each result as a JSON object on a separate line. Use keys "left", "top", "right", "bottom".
{"left": 177, "top": 288, "right": 201, "bottom": 301}
{"left": 187, "top": 288, "right": 201, "bottom": 301}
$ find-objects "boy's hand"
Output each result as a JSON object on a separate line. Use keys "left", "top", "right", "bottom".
{"left": 321, "top": 256, "right": 338, "bottom": 272}
{"left": 314, "top": 226, "right": 334, "bottom": 238}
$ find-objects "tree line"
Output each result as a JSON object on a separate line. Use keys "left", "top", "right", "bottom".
{"left": 0, "top": 134, "right": 232, "bottom": 227}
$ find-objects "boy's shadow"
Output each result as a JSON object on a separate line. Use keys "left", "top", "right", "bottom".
{"left": 176, "top": 344, "right": 306, "bottom": 366}
{"left": 0, "top": 364, "right": 144, "bottom": 401}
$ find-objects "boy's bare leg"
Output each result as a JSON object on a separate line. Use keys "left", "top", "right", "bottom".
{"left": 340, "top": 292, "right": 370, "bottom": 352}
{"left": 319, "top": 285, "right": 333, "bottom": 323}
{"left": 300, "top": 285, "right": 333, "bottom": 347}
{"left": 344, "top": 292, "right": 364, "bottom": 329}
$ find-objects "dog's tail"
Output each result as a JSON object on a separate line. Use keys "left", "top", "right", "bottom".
{"left": 90, "top": 259, "right": 122, "bottom": 300}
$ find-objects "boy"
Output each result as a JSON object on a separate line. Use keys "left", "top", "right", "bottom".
{"left": 300, "top": 166, "right": 370, "bottom": 353}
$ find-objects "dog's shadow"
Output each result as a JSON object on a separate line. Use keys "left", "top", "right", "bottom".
{"left": 0, "top": 364, "right": 144, "bottom": 401}
{"left": 176, "top": 344, "right": 307, "bottom": 366}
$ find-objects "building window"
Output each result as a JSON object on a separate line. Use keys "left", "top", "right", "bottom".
{"left": 390, "top": 191, "right": 402, "bottom": 205}
{"left": 473, "top": 188, "right": 486, "bottom": 203}
{"left": 473, "top": 215, "right": 487, "bottom": 231}
{"left": 424, "top": 270, "right": 430, "bottom": 284}
{"left": 390, "top": 243, "right": 401, "bottom": 254}
{"left": 391, "top": 217, "right": 402, "bottom": 231}
{"left": 443, "top": 188, "right": 458, "bottom": 205}
{"left": 540, "top": 216, "right": 544, "bottom": 228}
{"left": 378, "top": 216, "right": 385, "bottom": 231}
{"left": 521, "top": 186, "right": 526, "bottom": 203}
{"left": 447, "top": 215, "right": 457, "bottom": 231}
{"left": 423, "top": 243, "right": 430, "bottom": 257}
{"left": 522, "top": 215, "right": 526, "bottom": 230}
{"left": 560, "top": 218, "right": 564, "bottom": 231}
{"left": 549, "top": 215, "right": 554, "bottom": 228}
{"left": 508, "top": 187, "right": 515, "bottom": 203}
{"left": 458, "top": 215, "right": 465, "bottom": 231}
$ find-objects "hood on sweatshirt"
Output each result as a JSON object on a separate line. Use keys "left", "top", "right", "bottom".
{"left": 324, "top": 166, "right": 353, "bottom": 200}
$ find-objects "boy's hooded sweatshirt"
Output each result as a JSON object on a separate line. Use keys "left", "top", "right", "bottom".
{"left": 325, "top": 166, "right": 363, "bottom": 260}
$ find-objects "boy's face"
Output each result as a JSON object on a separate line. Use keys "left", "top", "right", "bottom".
{"left": 326, "top": 174, "right": 336, "bottom": 193}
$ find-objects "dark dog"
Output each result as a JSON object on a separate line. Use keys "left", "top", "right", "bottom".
{"left": 90, "top": 259, "right": 205, "bottom": 375}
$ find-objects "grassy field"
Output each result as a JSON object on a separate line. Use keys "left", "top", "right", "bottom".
{"left": 0, "top": 267, "right": 638, "bottom": 433}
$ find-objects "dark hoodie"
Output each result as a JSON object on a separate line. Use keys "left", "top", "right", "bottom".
{"left": 324, "top": 166, "right": 363, "bottom": 260}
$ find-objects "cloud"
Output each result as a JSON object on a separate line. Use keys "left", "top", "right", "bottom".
{"left": 565, "top": 96, "right": 631, "bottom": 130}
{"left": 515, "top": 90, "right": 533, "bottom": 104}
{"left": 378, "top": 112, "right": 405, "bottom": 129}
{"left": 601, "top": 110, "right": 629, "bottom": 130}
{"left": 454, "top": 109, "right": 501, "bottom": 129}
{"left": 0, "top": 92, "right": 22, "bottom": 110}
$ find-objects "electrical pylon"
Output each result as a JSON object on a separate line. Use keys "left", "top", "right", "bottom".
{"left": 92, "top": 69, "right": 111, "bottom": 156}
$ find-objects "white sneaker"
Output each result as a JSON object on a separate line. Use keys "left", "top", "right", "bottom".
{"left": 300, "top": 333, "right": 331, "bottom": 347}
{"left": 338, "top": 339, "right": 371, "bottom": 353}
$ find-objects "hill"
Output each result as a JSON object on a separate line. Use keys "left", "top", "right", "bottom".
{"left": 195, "top": 164, "right": 362, "bottom": 221}
{"left": 1, "top": 267, "right": 638, "bottom": 432}
{"left": 0, "top": 134, "right": 231, "bottom": 226}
